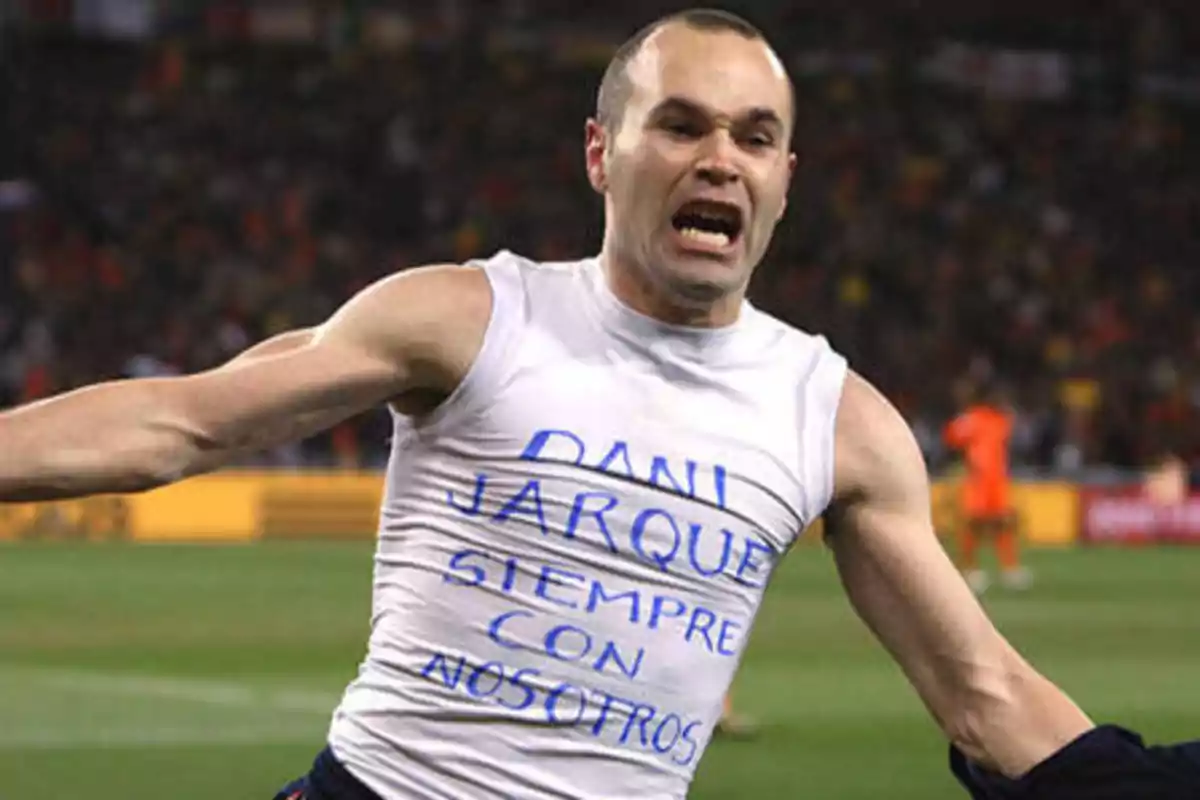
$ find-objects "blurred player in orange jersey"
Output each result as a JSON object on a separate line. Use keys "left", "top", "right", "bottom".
{"left": 944, "top": 380, "right": 1031, "bottom": 595}
{"left": 716, "top": 691, "right": 758, "bottom": 738}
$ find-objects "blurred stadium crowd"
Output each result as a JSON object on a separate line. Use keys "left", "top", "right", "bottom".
{"left": 2, "top": 2, "right": 1198, "bottom": 479}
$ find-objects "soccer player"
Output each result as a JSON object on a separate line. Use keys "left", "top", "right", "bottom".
{"left": 8, "top": 8, "right": 1166, "bottom": 799}
{"left": 944, "top": 380, "right": 1031, "bottom": 594}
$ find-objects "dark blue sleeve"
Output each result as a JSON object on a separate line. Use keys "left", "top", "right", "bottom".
{"left": 950, "top": 725, "right": 1200, "bottom": 799}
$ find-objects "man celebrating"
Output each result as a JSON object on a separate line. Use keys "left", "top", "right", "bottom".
{"left": 4, "top": 8, "right": 1195, "bottom": 800}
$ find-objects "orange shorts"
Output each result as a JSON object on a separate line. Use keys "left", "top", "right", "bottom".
{"left": 962, "top": 481, "right": 1011, "bottom": 519}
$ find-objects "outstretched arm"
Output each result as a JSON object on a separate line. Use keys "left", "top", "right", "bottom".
{"left": 825, "top": 370, "right": 1093, "bottom": 777}
{"left": 0, "top": 265, "right": 490, "bottom": 501}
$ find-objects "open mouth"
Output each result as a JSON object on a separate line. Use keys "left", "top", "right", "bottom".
{"left": 670, "top": 200, "right": 744, "bottom": 250}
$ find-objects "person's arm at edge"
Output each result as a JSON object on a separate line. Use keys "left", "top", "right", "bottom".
{"left": 824, "top": 370, "right": 1094, "bottom": 777}
{"left": 0, "top": 264, "right": 490, "bottom": 502}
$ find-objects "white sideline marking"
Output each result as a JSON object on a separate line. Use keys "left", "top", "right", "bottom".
{"left": 0, "top": 666, "right": 339, "bottom": 749}
{"left": 0, "top": 726, "right": 324, "bottom": 750}
{"left": 11, "top": 667, "right": 337, "bottom": 713}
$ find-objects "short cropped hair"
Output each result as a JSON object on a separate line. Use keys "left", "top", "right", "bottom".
{"left": 595, "top": 9, "right": 772, "bottom": 132}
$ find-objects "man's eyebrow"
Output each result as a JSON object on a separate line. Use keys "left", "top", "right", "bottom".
{"left": 651, "top": 96, "right": 784, "bottom": 129}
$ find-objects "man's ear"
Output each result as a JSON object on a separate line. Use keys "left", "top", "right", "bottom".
{"left": 778, "top": 150, "right": 798, "bottom": 222}
{"left": 585, "top": 118, "right": 609, "bottom": 194}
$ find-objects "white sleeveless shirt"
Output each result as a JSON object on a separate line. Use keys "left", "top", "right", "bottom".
{"left": 327, "top": 251, "right": 848, "bottom": 799}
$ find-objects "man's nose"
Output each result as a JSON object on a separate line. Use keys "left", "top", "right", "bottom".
{"left": 694, "top": 132, "right": 741, "bottom": 186}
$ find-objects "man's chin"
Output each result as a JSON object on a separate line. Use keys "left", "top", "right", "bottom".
{"left": 654, "top": 257, "right": 747, "bottom": 306}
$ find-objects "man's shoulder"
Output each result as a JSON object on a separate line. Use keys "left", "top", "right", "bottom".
{"left": 365, "top": 261, "right": 494, "bottom": 319}
{"left": 832, "top": 370, "right": 929, "bottom": 506}
{"left": 333, "top": 263, "right": 494, "bottom": 383}
{"left": 835, "top": 371, "right": 901, "bottom": 445}
{"left": 363, "top": 250, "right": 574, "bottom": 329}
{"left": 466, "top": 249, "right": 596, "bottom": 278}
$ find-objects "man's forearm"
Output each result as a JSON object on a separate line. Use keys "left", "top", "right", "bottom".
{"left": 0, "top": 379, "right": 208, "bottom": 501}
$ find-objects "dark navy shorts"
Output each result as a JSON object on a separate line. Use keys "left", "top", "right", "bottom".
{"left": 274, "top": 746, "right": 383, "bottom": 800}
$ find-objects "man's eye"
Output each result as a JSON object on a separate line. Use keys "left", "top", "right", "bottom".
{"left": 663, "top": 121, "right": 701, "bottom": 138}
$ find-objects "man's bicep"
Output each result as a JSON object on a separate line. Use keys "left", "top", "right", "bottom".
{"left": 828, "top": 373, "right": 1011, "bottom": 729}
{"left": 827, "top": 497, "right": 995, "bottom": 678}
{"left": 221, "top": 328, "right": 316, "bottom": 367}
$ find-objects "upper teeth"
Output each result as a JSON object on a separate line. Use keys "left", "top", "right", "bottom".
{"left": 680, "top": 228, "right": 730, "bottom": 246}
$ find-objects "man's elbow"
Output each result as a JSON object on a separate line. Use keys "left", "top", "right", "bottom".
{"left": 941, "top": 662, "right": 1022, "bottom": 769}
{"left": 92, "top": 391, "right": 227, "bottom": 492}
{"left": 943, "top": 656, "right": 1093, "bottom": 777}
{"left": 138, "top": 423, "right": 228, "bottom": 487}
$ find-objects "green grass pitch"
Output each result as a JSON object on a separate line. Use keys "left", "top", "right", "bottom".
{"left": 3, "top": 542, "right": 1199, "bottom": 798}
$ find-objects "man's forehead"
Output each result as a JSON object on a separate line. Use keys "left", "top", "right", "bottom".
{"left": 624, "top": 24, "right": 792, "bottom": 121}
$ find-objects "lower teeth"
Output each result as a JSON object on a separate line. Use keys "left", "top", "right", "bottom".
{"left": 679, "top": 227, "right": 730, "bottom": 247}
